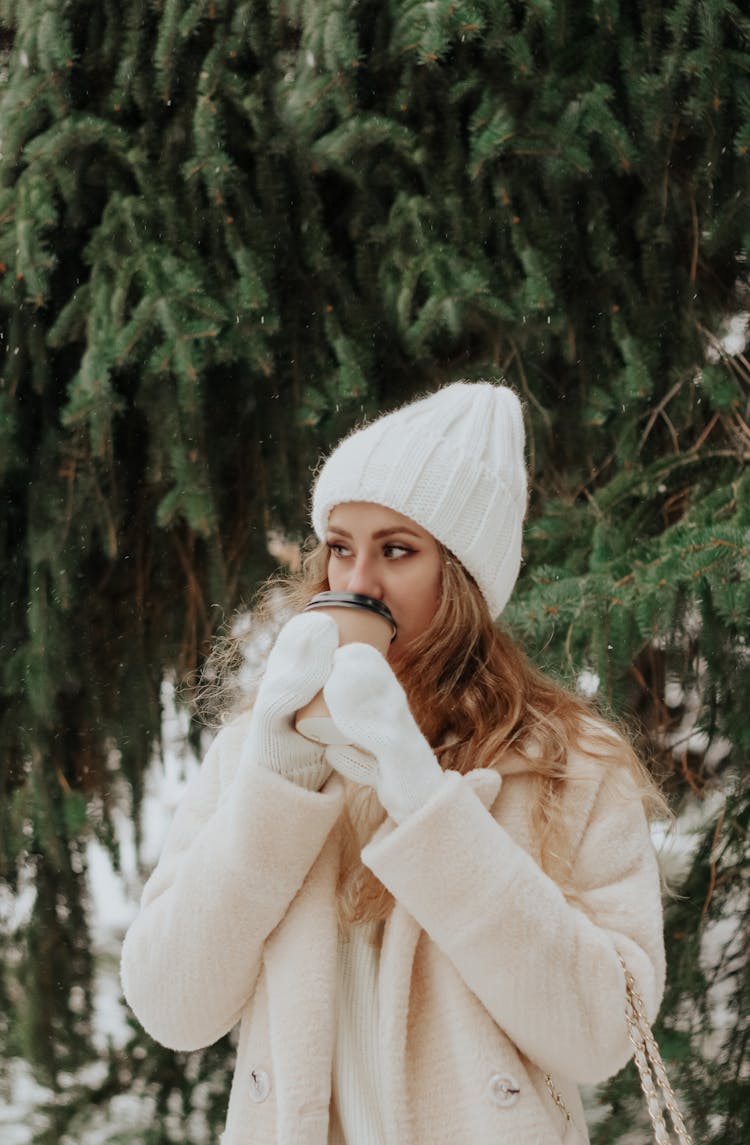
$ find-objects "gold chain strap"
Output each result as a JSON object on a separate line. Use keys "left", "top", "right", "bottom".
{"left": 543, "top": 959, "right": 694, "bottom": 1145}
{"left": 544, "top": 1072, "right": 572, "bottom": 1122}
{"left": 619, "top": 955, "right": 694, "bottom": 1145}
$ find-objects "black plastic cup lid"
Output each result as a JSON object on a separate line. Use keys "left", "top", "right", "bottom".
{"left": 304, "top": 591, "right": 397, "bottom": 640}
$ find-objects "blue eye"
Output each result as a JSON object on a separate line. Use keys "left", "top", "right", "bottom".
{"left": 384, "top": 544, "right": 412, "bottom": 559}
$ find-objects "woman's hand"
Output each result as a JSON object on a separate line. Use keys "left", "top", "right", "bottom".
{"left": 242, "top": 611, "right": 340, "bottom": 790}
{"left": 323, "top": 643, "right": 447, "bottom": 823}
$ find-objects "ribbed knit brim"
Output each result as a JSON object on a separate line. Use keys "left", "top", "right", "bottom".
{"left": 311, "top": 382, "right": 527, "bottom": 617}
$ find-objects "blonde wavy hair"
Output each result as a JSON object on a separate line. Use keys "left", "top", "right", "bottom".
{"left": 202, "top": 538, "right": 665, "bottom": 926}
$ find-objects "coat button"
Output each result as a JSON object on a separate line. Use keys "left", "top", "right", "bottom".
{"left": 488, "top": 1072, "right": 521, "bottom": 1108}
{"left": 249, "top": 1067, "right": 270, "bottom": 1103}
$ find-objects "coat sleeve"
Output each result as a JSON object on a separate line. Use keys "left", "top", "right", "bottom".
{"left": 120, "top": 713, "right": 344, "bottom": 1052}
{"left": 362, "top": 747, "right": 665, "bottom": 1085}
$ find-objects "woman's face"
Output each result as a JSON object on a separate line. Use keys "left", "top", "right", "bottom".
{"left": 325, "top": 502, "right": 443, "bottom": 661}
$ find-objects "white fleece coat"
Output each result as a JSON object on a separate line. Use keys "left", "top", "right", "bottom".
{"left": 120, "top": 713, "right": 665, "bottom": 1145}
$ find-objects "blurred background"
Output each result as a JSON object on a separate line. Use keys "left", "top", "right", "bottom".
{"left": 0, "top": 1, "right": 748, "bottom": 1142}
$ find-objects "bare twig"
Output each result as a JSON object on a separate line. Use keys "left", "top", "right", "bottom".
{"left": 638, "top": 377, "right": 685, "bottom": 453}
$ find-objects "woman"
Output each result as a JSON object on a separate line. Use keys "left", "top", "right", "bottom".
{"left": 121, "top": 382, "right": 665, "bottom": 1145}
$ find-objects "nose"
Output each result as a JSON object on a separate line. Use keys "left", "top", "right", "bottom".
{"left": 344, "top": 553, "right": 383, "bottom": 599}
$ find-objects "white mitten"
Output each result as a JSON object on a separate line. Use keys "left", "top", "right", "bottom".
{"left": 242, "top": 611, "right": 340, "bottom": 790}
{"left": 323, "top": 643, "right": 447, "bottom": 823}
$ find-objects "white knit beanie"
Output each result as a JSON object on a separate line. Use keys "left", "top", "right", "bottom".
{"left": 311, "top": 381, "right": 528, "bottom": 617}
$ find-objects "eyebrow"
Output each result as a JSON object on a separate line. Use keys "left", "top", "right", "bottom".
{"left": 326, "top": 524, "right": 423, "bottom": 540}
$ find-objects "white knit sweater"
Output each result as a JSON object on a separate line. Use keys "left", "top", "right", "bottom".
{"left": 329, "top": 920, "right": 386, "bottom": 1145}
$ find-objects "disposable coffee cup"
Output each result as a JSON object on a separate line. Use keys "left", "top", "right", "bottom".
{"left": 295, "top": 592, "right": 397, "bottom": 745}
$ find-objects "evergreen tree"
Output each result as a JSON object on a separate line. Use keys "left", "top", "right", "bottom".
{"left": 0, "top": 0, "right": 748, "bottom": 1139}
